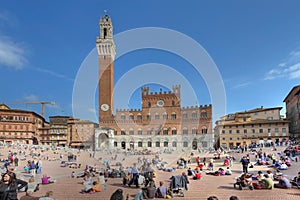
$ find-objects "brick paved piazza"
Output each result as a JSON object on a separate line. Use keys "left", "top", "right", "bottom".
{"left": 1, "top": 145, "right": 299, "bottom": 200}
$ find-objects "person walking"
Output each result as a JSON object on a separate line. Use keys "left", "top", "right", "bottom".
{"left": 128, "top": 163, "right": 139, "bottom": 188}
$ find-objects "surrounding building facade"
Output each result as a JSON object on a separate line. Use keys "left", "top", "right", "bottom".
{"left": 283, "top": 85, "right": 300, "bottom": 139}
{"left": 0, "top": 104, "right": 48, "bottom": 145}
{"left": 215, "top": 107, "right": 289, "bottom": 149}
{"left": 39, "top": 116, "right": 69, "bottom": 147}
{"left": 95, "top": 15, "right": 213, "bottom": 151}
{"left": 68, "top": 117, "right": 99, "bottom": 149}
{"left": 39, "top": 116, "right": 99, "bottom": 148}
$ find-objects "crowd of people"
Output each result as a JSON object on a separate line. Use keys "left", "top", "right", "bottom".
{"left": 0, "top": 140, "right": 299, "bottom": 200}
{"left": 0, "top": 146, "right": 62, "bottom": 200}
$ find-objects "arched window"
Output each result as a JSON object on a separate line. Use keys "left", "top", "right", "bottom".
{"left": 147, "top": 113, "right": 151, "bottom": 120}
{"left": 137, "top": 114, "right": 142, "bottom": 121}
{"left": 120, "top": 113, "right": 126, "bottom": 120}
{"left": 137, "top": 129, "right": 142, "bottom": 135}
{"left": 201, "top": 110, "right": 207, "bottom": 118}
{"left": 138, "top": 141, "right": 143, "bottom": 147}
{"left": 164, "top": 141, "right": 168, "bottom": 147}
{"left": 182, "top": 112, "right": 188, "bottom": 119}
{"left": 202, "top": 126, "right": 207, "bottom": 134}
{"left": 147, "top": 128, "right": 152, "bottom": 135}
{"left": 183, "top": 141, "right": 188, "bottom": 147}
{"left": 192, "top": 111, "right": 198, "bottom": 119}
{"left": 155, "top": 113, "right": 160, "bottom": 120}
{"left": 172, "top": 100, "right": 175, "bottom": 106}
{"left": 163, "top": 128, "right": 168, "bottom": 135}
{"left": 121, "top": 129, "right": 126, "bottom": 135}
{"left": 172, "top": 141, "right": 177, "bottom": 147}
{"left": 129, "top": 128, "right": 134, "bottom": 135}
{"left": 163, "top": 113, "right": 168, "bottom": 120}
{"left": 156, "top": 141, "right": 160, "bottom": 147}
{"left": 182, "top": 127, "right": 188, "bottom": 135}
{"left": 147, "top": 141, "right": 152, "bottom": 147}
{"left": 171, "top": 112, "right": 176, "bottom": 120}
{"left": 129, "top": 114, "right": 134, "bottom": 120}
{"left": 155, "top": 128, "right": 160, "bottom": 135}
{"left": 172, "top": 128, "right": 177, "bottom": 135}
{"left": 148, "top": 102, "right": 151, "bottom": 108}
{"left": 192, "top": 127, "right": 198, "bottom": 135}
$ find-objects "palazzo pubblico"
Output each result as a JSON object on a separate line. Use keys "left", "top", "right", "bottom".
{"left": 95, "top": 15, "right": 214, "bottom": 152}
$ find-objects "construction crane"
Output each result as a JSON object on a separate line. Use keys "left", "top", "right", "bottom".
{"left": 10, "top": 102, "right": 55, "bottom": 118}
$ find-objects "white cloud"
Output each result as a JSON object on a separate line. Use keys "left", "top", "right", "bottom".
{"left": 264, "top": 48, "right": 300, "bottom": 80}
{"left": 233, "top": 82, "right": 251, "bottom": 89}
{"left": 88, "top": 108, "right": 96, "bottom": 114}
{"left": 0, "top": 36, "right": 28, "bottom": 69}
{"left": 24, "top": 94, "right": 39, "bottom": 102}
{"left": 0, "top": 11, "right": 26, "bottom": 69}
{"left": 33, "top": 67, "right": 74, "bottom": 81}
{"left": 0, "top": 11, "right": 17, "bottom": 28}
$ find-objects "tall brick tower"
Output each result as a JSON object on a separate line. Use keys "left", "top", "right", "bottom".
{"left": 96, "top": 15, "right": 116, "bottom": 123}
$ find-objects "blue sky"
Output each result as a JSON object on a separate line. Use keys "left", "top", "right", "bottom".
{"left": 1, "top": 0, "right": 300, "bottom": 123}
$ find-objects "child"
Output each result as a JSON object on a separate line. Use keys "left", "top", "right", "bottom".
{"left": 71, "top": 171, "right": 75, "bottom": 178}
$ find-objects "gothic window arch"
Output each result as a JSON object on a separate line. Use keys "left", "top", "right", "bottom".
{"left": 172, "top": 141, "right": 177, "bottom": 147}
{"left": 147, "top": 113, "right": 151, "bottom": 120}
{"left": 202, "top": 126, "right": 207, "bottom": 134}
{"left": 164, "top": 141, "right": 168, "bottom": 147}
{"left": 129, "top": 114, "right": 134, "bottom": 120}
{"left": 138, "top": 128, "right": 142, "bottom": 135}
{"left": 192, "top": 111, "right": 198, "bottom": 119}
{"left": 183, "top": 141, "right": 188, "bottom": 147}
{"left": 120, "top": 113, "right": 126, "bottom": 120}
{"left": 163, "top": 112, "right": 168, "bottom": 120}
{"left": 121, "top": 129, "right": 126, "bottom": 135}
{"left": 155, "top": 113, "right": 160, "bottom": 120}
{"left": 171, "top": 112, "right": 176, "bottom": 120}
{"left": 182, "top": 127, "right": 188, "bottom": 135}
{"left": 163, "top": 128, "right": 168, "bottom": 135}
{"left": 192, "top": 127, "right": 198, "bottom": 134}
{"left": 182, "top": 112, "right": 188, "bottom": 119}
{"left": 148, "top": 102, "right": 151, "bottom": 108}
{"left": 129, "top": 128, "right": 134, "bottom": 135}
{"left": 172, "top": 128, "right": 177, "bottom": 135}
{"left": 155, "top": 141, "right": 160, "bottom": 147}
{"left": 137, "top": 113, "right": 142, "bottom": 121}
{"left": 138, "top": 141, "right": 143, "bottom": 147}
{"left": 201, "top": 110, "right": 207, "bottom": 118}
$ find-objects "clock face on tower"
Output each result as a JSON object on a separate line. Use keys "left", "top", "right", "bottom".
{"left": 157, "top": 100, "right": 165, "bottom": 107}
{"left": 101, "top": 104, "right": 110, "bottom": 111}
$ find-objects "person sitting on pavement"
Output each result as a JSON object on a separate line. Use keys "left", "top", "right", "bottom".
{"left": 193, "top": 170, "right": 201, "bottom": 180}
{"left": 91, "top": 180, "right": 102, "bottom": 193}
{"left": 290, "top": 171, "right": 300, "bottom": 188}
{"left": 155, "top": 181, "right": 167, "bottom": 198}
{"left": 80, "top": 177, "right": 94, "bottom": 194}
{"left": 253, "top": 171, "right": 264, "bottom": 181}
{"left": 274, "top": 173, "right": 291, "bottom": 189}
{"left": 266, "top": 170, "right": 274, "bottom": 180}
{"left": 225, "top": 167, "right": 232, "bottom": 175}
{"left": 41, "top": 174, "right": 55, "bottom": 185}
{"left": 260, "top": 174, "right": 274, "bottom": 189}
{"left": 219, "top": 168, "right": 226, "bottom": 176}
{"left": 187, "top": 167, "right": 193, "bottom": 176}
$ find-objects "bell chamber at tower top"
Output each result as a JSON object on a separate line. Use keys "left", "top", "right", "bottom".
{"left": 96, "top": 14, "right": 116, "bottom": 59}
